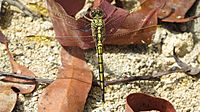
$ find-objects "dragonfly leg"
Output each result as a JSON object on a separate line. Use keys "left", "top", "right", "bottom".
{"left": 83, "top": 15, "right": 92, "bottom": 22}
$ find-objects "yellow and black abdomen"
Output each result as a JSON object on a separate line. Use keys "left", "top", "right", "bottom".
{"left": 97, "top": 26, "right": 105, "bottom": 102}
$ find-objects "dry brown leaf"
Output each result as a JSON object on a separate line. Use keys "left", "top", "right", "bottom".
{"left": 158, "top": 0, "right": 197, "bottom": 22}
{"left": 38, "top": 46, "right": 92, "bottom": 112}
{"left": 0, "top": 31, "right": 8, "bottom": 44}
{"left": 104, "top": 0, "right": 158, "bottom": 45}
{"left": 139, "top": 0, "right": 198, "bottom": 23}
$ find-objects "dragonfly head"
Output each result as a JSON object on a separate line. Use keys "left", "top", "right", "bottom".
{"left": 90, "top": 9, "right": 104, "bottom": 18}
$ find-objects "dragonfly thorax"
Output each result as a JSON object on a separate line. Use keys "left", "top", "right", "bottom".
{"left": 92, "top": 18, "right": 104, "bottom": 27}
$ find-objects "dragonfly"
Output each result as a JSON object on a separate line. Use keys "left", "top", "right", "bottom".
{"left": 90, "top": 9, "right": 106, "bottom": 102}
{"left": 28, "top": 1, "right": 159, "bottom": 102}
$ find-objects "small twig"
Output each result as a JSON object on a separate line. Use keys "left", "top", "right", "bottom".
{"left": 5, "top": 0, "right": 38, "bottom": 17}
{"left": 0, "top": 71, "right": 34, "bottom": 80}
{"left": 105, "top": 75, "right": 160, "bottom": 86}
{"left": 2, "top": 0, "right": 44, "bottom": 20}
{"left": 0, "top": 71, "right": 54, "bottom": 84}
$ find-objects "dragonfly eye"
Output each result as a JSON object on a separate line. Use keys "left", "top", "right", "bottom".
{"left": 90, "top": 10, "right": 96, "bottom": 17}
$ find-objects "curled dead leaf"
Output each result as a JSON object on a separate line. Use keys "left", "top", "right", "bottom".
{"left": 126, "top": 93, "right": 176, "bottom": 112}
{"left": 139, "top": 0, "right": 198, "bottom": 23}
{"left": 1, "top": 76, "right": 36, "bottom": 94}
{"left": 4, "top": 43, "right": 36, "bottom": 94}
{"left": 0, "top": 33, "right": 36, "bottom": 94}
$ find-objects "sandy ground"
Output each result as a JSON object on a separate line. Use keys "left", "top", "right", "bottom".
{"left": 0, "top": 0, "right": 199, "bottom": 112}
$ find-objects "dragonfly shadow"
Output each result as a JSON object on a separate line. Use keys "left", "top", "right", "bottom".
{"left": 85, "top": 44, "right": 157, "bottom": 81}
{"left": 85, "top": 44, "right": 150, "bottom": 74}
{"left": 104, "top": 44, "right": 149, "bottom": 54}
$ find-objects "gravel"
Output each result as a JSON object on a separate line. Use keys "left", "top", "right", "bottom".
{"left": 0, "top": 0, "right": 199, "bottom": 112}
